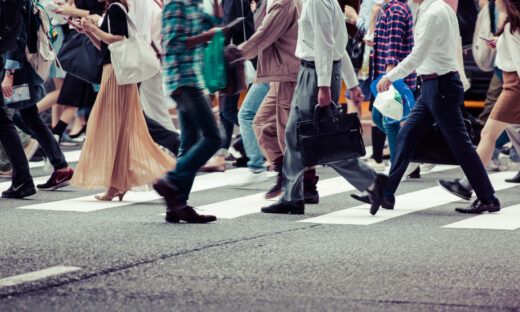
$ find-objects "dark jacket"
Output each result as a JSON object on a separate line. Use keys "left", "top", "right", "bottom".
{"left": 4, "top": 0, "right": 45, "bottom": 110}
{"left": 222, "top": 0, "right": 255, "bottom": 45}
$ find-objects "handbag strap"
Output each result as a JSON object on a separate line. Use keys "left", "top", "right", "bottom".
{"left": 107, "top": 2, "right": 138, "bottom": 37}
{"left": 313, "top": 103, "right": 340, "bottom": 133}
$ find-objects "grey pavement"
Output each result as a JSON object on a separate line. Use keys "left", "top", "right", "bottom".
{"left": 1, "top": 145, "right": 520, "bottom": 312}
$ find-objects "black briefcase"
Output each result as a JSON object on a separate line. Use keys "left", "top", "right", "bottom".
{"left": 297, "top": 104, "right": 366, "bottom": 167}
{"left": 411, "top": 119, "right": 473, "bottom": 165}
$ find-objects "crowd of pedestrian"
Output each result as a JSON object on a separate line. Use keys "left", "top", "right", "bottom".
{"left": 0, "top": 0, "right": 519, "bottom": 223}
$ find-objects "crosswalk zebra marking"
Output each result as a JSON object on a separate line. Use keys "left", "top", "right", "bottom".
{"left": 443, "top": 203, "right": 520, "bottom": 230}
{"left": 299, "top": 172, "right": 518, "bottom": 226}
{"left": 28, "top": 150, "right": 82, "bottom": 169}
{"left": 195, "top": 165, "right": 457, "bottom": 219}
{"left": 16, "top": 168, "right": 253, "bottom": 212}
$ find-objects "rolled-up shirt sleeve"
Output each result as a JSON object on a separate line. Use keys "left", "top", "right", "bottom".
{"left": 162, "top": 0, "right": 187, "bottom": 55}
{"left": 311, "top": 0, "right": 335, "bottom": 87}
{"left": 340, "top": 50, "right": 359, "bottom": 89}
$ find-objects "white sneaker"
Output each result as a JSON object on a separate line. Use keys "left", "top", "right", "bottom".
{"left": 366, "top": 158, "right": 386, "bottom": 172}
{"left": 229, "top": 169, "right": 270, "bottom": 187}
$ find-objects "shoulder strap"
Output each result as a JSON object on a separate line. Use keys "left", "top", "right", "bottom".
{"left": 107, "top": 2, "right": 137, "bottom": 36}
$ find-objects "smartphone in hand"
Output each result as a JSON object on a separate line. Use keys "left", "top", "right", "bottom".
{"left": 479, "top": 36, "right": 496, "bottom": 48}
{"left": 65, "top": 17, "right": 82, "bottom": 30}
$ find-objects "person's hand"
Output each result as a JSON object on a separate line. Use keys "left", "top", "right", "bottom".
{"left": 344, "top": 5, "right": 358, "bottom": 23}
{"left": 318, "top": 86, "right": 332, "bottom": 107}
{"left": 87, "top": 14, "right": 101, "bottom": 26}
{"left": 2, "top": 74, "right": 14, "bottom": 98}
{"left": 349, "top": 86, "right": 365, "bottom": 106}
{"left": 80, "top": 17, "right": 96, "bottom": 33}
{"left": 376, "top": 76, "right": 392, "bottom": 93}
{"left": 364, "top": 39, "right": 374, "bottom": 47}
{"left": 53, "top": 1, "right": 75, "bottom": 16}
{"left": 485, "top": 37, "right": 499, "bottom": 50}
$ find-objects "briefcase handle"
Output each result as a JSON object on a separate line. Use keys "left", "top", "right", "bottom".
{"left": 313, "top": 103, "right": 340, "bottom": 133}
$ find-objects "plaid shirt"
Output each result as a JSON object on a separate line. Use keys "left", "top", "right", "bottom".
{"left": 162, "top": 0, "right": 220, "bottom": 94}
{"left": 372, "top": 0, "right": 416, "bottom": 89}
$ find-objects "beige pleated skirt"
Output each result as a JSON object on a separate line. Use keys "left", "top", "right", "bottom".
{"left": 71, "top": 64, "right": 176, "bottom": 191}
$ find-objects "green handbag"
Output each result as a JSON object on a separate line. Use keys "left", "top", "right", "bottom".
{"left": 202, "top": 30, "right": 227, "bottom": 93}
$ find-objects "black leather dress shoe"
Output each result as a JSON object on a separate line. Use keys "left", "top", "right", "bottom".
{"left": 438, "top": 179, "right": 473, "bottom": 201}
{"left": 367, "top": 174, "right": 388, "bottom": 216}
{"left": 350, "top": 193, "right": 395, "bottom": 210}
{"left": 406, "top": 166, "right": 421, "bottom": 179}
{"left": 167, "top": 206, "right": 216, "bottom": 223}
{"left": 153, "top": 177, "right": 178, "bottom": 208}
{"left": 455, "top": 198, "right": 500, "bottom": 214}
{"left": 505, "top": 171, "right": 520, "bottom": 183}
{"left": 261, "top": 201, "right": 304, "bottom": 214}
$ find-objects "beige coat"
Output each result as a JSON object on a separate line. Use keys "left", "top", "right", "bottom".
{"left": 239, "top": 0, "right": 302, "bottom": 83}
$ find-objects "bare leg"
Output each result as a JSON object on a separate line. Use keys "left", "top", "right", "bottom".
{"left": 476, "top": 118, "right": 510, "bottom": 167}
{"left": 37, "top": 78, "right": 64, "bottom": 114}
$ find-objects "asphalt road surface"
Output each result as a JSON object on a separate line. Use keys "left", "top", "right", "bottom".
{"left": 1, "top": 146, "right": 520, "bottom": 312}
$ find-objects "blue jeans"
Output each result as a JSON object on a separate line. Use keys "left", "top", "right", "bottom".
{"left": 372, "top": 107, "right": 400, "bottom": 164}
{"left": 167, "top": 87, "right": 221, "bottom": 205}
{"left": 385, "top": 73, "right": 494, "bottom": 200}
{"left": 238, "top": 83, "right": 270, "bottom": 170}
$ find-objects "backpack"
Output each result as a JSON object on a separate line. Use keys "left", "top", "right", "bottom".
{"left": 472, "top": 3, "right": 497, "bottom": 72}
{"left": 25, "top": 0, "right": 55, "bottom": 80}
{"left": 0, "top": 0, "right": 25, "bottom": 52}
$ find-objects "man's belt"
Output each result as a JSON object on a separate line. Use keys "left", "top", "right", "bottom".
{"left": 419, "top": 71, "right": 458, "bottom": 82}
{"left": 301, "top": 59, "right": 341, "bottom": 68}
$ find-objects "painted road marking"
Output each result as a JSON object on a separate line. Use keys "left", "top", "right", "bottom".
{"left": 16, "top": 168, "right": 256, "bottom": 212}
{"left": 195, "top": 165, "right": 456, "bottom": 219}
{"left": 299, "top": 172, "right": 518, "bottom": 225}
{"left": 0, "top": 266, "right": 81, "bottom": 288}
{"left": 444, "top": 204, "right": 520, "bottom": 230}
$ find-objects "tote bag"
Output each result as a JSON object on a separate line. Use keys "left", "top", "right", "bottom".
{"left": 107, "top": 3, "right": 160, "bottom": 85}
{"left": 57, "top": 31, "right": 103, "bottom": 84}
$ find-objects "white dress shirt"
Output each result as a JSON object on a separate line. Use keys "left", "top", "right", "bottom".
{"left": 295, "top": 0, "right": 359, "bottom": 88}
{"left": 127, "top": 0, "right": 163, "bottom": 51}
{"left": 386, "top": 0, "right": 460, "bottom": 82}
{"left": 496, "top": 23, "right": 520, "bottom": 77}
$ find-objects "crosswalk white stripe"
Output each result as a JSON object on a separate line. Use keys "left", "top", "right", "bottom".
{"left": 443, "top": 203, "right": 520, "bottom": 230}
{"left": 16, "top": 168, "right": 255, "bottom": 212}
{"left": 0, "top": 266, "right": 81, "bottom": 288}
{"left": 299, "top": 172, "right": 518, "bottom": 225}
{"left": 196, "top": 165, "right": 456, "bottom": 219}
{"left": 28, "top": 150, "right": 82, "bottom": 169}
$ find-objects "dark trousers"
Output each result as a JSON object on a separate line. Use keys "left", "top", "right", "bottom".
{"left": 386, "top": 73, "right": 494, "bottom": 200}
{"left": 217, "top": 93, "right": 240, "bottom": 154}
{"left": 0, "top": 57, "right": 32, "bottom": 186}
{"left": 166, "top": 87, "right": 221, "bottom": 207}
{"left": 18, "top": 105, "right": 68, "bottom": 170}
{"left": 144, "top": 113, "right": 180, "bottom": 156}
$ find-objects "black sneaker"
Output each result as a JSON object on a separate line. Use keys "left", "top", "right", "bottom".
{"left": 303, "top": 175, "right": 319, "bottom": 204}
{"left": 438, "top": 179, "right": 473, "bottom": 201}
{"left": 2, "top": 180, "right": 37, "bottom": 198}
{"left": 37, "top": 168, "right": 74, "bottom": 191}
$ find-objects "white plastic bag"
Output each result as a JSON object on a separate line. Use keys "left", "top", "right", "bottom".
{"left": 244, "top": 60, "right": 256, "bottom": 85}
{"left": 373, "top": 85, "right": 404, "bottom": 120}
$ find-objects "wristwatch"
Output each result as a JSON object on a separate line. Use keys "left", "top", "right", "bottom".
{"left": 5, "top": 70, "right": 14, "bottom": 77}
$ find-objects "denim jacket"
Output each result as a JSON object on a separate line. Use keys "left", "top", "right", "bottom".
{"left": 3, "top": 0, "right": 45, "bottom": 110}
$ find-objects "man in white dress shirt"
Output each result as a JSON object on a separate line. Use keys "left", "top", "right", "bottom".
{"left": 261, "top": 0, "right": 386, "bottom": 215}
{"left": 374, "top": 0, "right": 500, "bottom": 215}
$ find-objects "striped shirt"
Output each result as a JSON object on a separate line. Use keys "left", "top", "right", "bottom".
{"left": 372, "top": 0, "right": 416, "bottom": 89}
{"left": 162, "top": 0, "right": 220, "bottom": 94}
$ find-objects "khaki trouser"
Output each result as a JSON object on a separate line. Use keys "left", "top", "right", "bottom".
{"left": 253, "top": 81, "right": 296, "bottom": 162}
